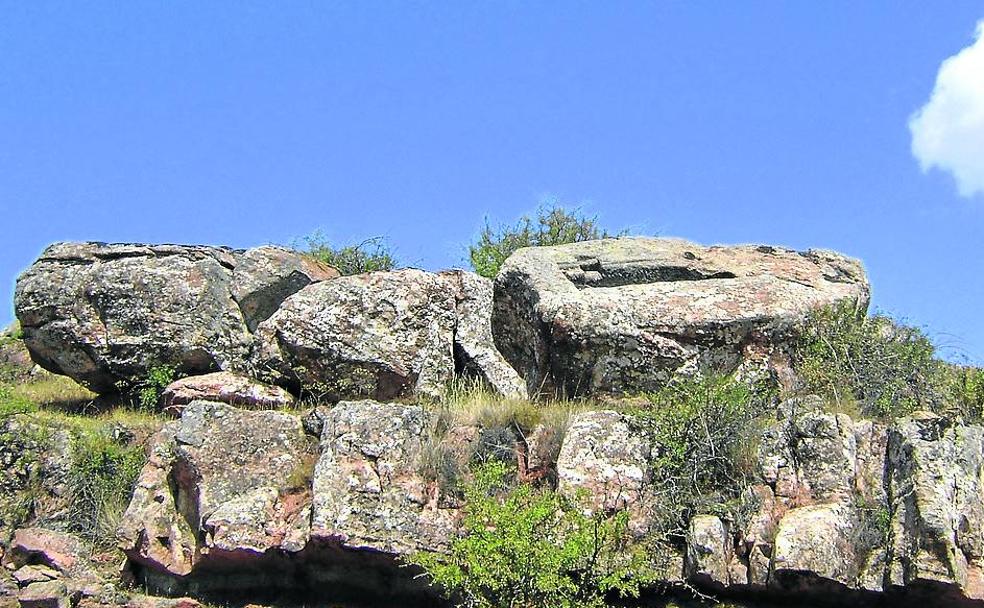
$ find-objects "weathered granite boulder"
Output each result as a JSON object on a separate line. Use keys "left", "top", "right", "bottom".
{"left": 685, "top": 515, "right": 732, "bottom": 588}
{"left": 14, "top": 243, "right": 338, "bottom": 393}
{"left": 493, "top": 237, "right": 869, "bottom": 396}
{"left": 253, "top": 269, "right": 526, "bottom": 401}
{"left": 252, "top": 269, "right": 457, "bottom": 401}
{"left": 160, "top": 372, "right": 295, "bottom": 413}
{"left": 311, "top": 400, "right": 459, "bottom": 553}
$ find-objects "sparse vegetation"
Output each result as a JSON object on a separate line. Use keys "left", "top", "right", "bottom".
{"left": 407, "top": 461, "right": 653, "bottom": 608}
{"left": 469, "top": 204, "right": 626, "bottom": 279}
{"left": 794, "top": 301, "right": 984, "bottom": 421}
{"left": 297, "top": 230, "right": 398, "bottom": 275}
{"left": 631, "top": 375, "right": 777, "bottom": 544}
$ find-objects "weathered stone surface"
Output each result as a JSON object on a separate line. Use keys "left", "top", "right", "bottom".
{"left": 493, "top": 237, "right": 869, "bottom": 396}
{"left": 16, "top": 580, "right": 73, "bottom": 608}
{"left": 161, "top": 372, "right": 294, "bottom": 412}
{"left": 11, "top": 566, "right": 57, "bottom": 587}
{"left": 14, "top": 242, "right": 337, "bottom": 393}
{"left": 887, "top": 413, "right": 984, "bottom": 599}
{"left": 9, "top": 529, "right": 86, "bottom": 576}
{"left": 771, "top": 503, "right": 859, "bottom": 588}
{"left": 556, "top": 410, "right": 651, "bottom": 514}
{"left": 440, "top": 270, "right": 528, "bottom": 399}
{"left": 685, "top": 515, "right": 732, "bottom": 588}
{"left": 252, "top": 269, "right": 456, "bottom": 401}
{"left": 311, "top": 400, "right": 458, "bottom": 553}
{"left": 118, "top": 401, "right": 314, "bottom": 576}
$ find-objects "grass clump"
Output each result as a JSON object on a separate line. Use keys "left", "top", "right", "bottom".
{"left": 67, "top": 425, "right": 145, "bottom": 548}
{"left": 469, "top": 204, "right": 626, "bottom": 279}
{"left": 631, "top": 375, "right": 776, "bottom": 543}
{"left": 297, "top": 230, "right": 398, "bottom": 275}
{"left": 407, "top": 461, "right": 653, "bottom": 608}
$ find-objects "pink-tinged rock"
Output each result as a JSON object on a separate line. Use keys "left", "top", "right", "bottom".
{"left": 161, "top": 372, "right": 295, "bottom": 412}
{"left": 10, "top": 529, "right": 85, "bottom": 575}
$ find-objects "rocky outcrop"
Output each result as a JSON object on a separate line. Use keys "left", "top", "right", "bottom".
{"left": 251, "top": 269, "right": 457, "bottom": 401}
{"left": 118, "top": 399, "right": 462, "bottom": 600}
{"left": 493, "top": 237, "right": 869, "bottom": 396}
{"left": 252, "top": 269, "right": 526, "bottom": 401}
{"left": 14, "top": 243, "right": 338, "bottom": 393}
{"left": 109, "top": 395, "right": 984, "bottom": 606}
{"left": 161, "top": 372, "right": 295, "bottom": 412}
{"left": 440, "top": 270, "right": 528, "bottom": 399}
{"left": 118, "top": 401, "right": 314, "bottom": 578}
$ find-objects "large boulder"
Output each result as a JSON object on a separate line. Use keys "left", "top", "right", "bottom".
{"left": 253, "top": 269, "right": 526, "bottom": 401}
{"left": 14, "top": 243, "right": 337, "bottom": 393}
{"left": 493, "top": 237, "right": 869, "bottom": 396}
{"left": 252, "top": 269, "right": 457, "bottom": 401}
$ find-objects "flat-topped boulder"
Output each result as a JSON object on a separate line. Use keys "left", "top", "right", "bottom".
{"left": 493, "top": 237, "right": 869, "bottom": 396}
{"left": 14, "top": 242, "right": 338, "bottom": 393}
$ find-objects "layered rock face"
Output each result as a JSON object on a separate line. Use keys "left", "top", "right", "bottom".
{"left": 113, "top": 397, "right": 984, "bottom": 606}
{"left": 14, "top": 243, "right": 338, "bottom": 393}
{"left": 493, "top": 237, "right": 869, "bottom": 396}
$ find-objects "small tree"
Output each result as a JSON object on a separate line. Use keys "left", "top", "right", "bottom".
{"left": 469, "top": 205, "right": 624, "bottom": 279}
{"left": 298, "top": 231, "right": 398, "bottom": 275}
{"left": 407, "top": 461, "right": 652, "bottom": 608}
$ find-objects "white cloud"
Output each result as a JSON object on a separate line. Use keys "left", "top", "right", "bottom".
{"left": 910, "top": 20, "right": 984, "bottom": 198}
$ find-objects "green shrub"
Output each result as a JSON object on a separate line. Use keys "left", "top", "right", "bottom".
{"left": 407, "top": 461, "right": 652, "bottom": 608}
{"left": 137, "top": 365, "right": 177, "bottom": 410}
{"left": 68, "top": 428, "right": 145, "bottom": 548}
{"left": 794, "top": 302, "right": 946, "bottom": 419}
{"left": 632, "top": 375, "right": 776, "bottom": 542}
{"left": 938, "top": 364, "right": 984, "bottom": 421}
{"left": 297, "top": 230, "right": 398, "bottom": 275}
{"left": 468, "top": 204, "right": 625, "bottom": 279}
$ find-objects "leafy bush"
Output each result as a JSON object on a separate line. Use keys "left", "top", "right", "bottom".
{"left": 298, "top": 230, "right": 398, "bottom": 275}
{"left": 468, "top": 204, "right": 625, "bottom": 279}
{"left": 407, "top": 461, "right": 652, "bottom": 608}
{"left": 632, "top": 375, "right": 776, "bottom": 542}
{"left": 794, "top": 302, "right": 947, "bottom": 419}
{"left": 68, "top": 427, "right": 145, "bottom": 547}
{"left": 138, "top": 365, "right": 177, "bottom": 410}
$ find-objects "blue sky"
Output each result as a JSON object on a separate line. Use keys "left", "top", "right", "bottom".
{"left": 2, "top": 3, "right": 983, "bottom": 363}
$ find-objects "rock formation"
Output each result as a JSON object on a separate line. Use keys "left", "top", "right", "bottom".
{"left": 14, "top": 243, "right": 338, "bottom": 393}
{"left": 493, "top": 237, "right": 869, "bottom": 396}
